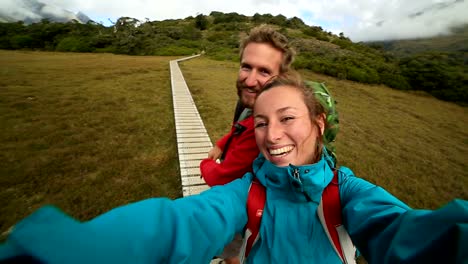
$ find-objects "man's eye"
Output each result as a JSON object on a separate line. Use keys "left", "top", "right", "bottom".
{"left": 240, "top": 64, "right": 252, "bottom": 71}
{"left": 260, "top": 69, "right": 271, "bottom": 76}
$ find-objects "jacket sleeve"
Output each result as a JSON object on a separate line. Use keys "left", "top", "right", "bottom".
{"left": 201, "top": 126, "right": 259, "bottom": 186}
{"left": 0, "top": 176, "right": 252, "bottom": 264}
{"left": 338, "top": 168, "right": 468, "bottom": 264}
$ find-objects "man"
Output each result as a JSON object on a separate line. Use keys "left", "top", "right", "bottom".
{"left": 200, "top": 25, "right": 295, "bottom": 186}
{"left": 199, "top": 25, "right": 295, "bottom": 264}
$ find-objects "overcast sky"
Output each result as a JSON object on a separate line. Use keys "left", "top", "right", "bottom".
{"left": 4, "top": 0, "right": 468, "bottom": 41}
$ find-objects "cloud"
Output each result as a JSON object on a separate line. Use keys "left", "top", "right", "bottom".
{"left": 41, "top": 3, "right": 76, "bottom": 21}
{"left": 0, "top": 0, "right": 42, "bottom": 21}
{"left": 1, "top": 0, "right": 467, "bottom": 41}
{"left": 318, "top": 0, "right": 468, "bottom": 41}
{"left": 0, "top": 0, "right": 89, "bottom": 23}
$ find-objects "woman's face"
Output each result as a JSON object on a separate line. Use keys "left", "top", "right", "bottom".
{"left": 254, "top": 85, "right": 324, "bottom": 167}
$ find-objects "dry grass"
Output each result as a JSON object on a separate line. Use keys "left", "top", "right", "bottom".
{"left": 0, "top": 50, "right": 182, "bottom": 233}
{"left": 181, "top": 56, "right": 468, "bottom": 209}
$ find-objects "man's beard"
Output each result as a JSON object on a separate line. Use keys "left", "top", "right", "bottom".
{"left": 236, "top": 78, "right": 244, "bottom": 98}
{"left": 236, "top": 79, "right": 255, "bottom": 108}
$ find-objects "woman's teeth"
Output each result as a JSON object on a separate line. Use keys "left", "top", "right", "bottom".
{"left": 269, "top": 146, "right": 293, "bottom": 156}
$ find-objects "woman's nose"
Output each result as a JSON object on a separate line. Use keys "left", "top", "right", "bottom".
{"left": 266, "top": 122, "right": 282, "bottom": 142}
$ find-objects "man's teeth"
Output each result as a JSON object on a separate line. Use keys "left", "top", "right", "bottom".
{"left": 269, "top": 146, "right": 293, "bottom": 156}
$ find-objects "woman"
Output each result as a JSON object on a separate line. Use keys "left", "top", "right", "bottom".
{"left": 1, "top": 74, "right": 467, "bottom": 264}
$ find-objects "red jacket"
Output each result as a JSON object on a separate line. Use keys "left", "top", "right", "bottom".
{"left": 200, "top": 116, "right": 259, "bottom": 186}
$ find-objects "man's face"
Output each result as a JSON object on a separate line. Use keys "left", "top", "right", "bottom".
{"left": 237, "top": 43, "right": 283, "bottom": 109}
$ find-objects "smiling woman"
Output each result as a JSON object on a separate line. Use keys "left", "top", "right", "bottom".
{"left": 0, "top": 71, "right": 467, "bottom": 264}
{"left": 254, "top": 74, "right": 326, "bottom": 167}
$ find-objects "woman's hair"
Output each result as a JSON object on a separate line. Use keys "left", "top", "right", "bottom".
{"left": 239, "top": 24, "right": 295, "bottom": 73}
{"left": 257, "top": 72, "right": 327, "bottom": 163}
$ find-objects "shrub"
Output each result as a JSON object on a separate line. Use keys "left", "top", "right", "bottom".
{"left": 380, "top": 72, "right": 411, "bottom": 90}
{"left": 153, "top": 46, "right": 196, "bottom": 56}
{"left": 9, "top": 35, "right": 35, "bottom": 49}
{"left": 56, "top": 36, "right": 93, "bottom": 52}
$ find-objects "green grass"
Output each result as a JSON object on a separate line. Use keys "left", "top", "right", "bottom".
{"left": 0, "top": 51, "right": 182, "bottom": 234}
{"left": 180, "top": 57, "right": 468, "bottom": 210}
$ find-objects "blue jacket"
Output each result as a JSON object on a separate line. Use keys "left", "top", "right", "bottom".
{"left": 1, "top": 154, "right": 467, "bottom": 263}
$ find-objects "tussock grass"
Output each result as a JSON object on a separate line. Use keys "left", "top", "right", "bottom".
{"left": 0, "top": 51, "right": 181, "bottom": 233}
{"left": 181, "top": 56, "right": 468, "bottom": 209}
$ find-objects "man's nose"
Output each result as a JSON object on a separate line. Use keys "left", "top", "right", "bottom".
{"left": 244, "top": 71, "right": 259, "bottom": 87}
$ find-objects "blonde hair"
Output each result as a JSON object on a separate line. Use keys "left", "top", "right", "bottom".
{"left": 239, "top": 25, "right": 295, "bottom": 73}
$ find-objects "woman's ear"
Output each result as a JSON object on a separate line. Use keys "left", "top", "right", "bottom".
{"left": 317, "top": 113, "right": 326, "bottom": 135}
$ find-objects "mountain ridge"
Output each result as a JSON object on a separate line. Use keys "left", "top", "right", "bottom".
{"left": 366, "top": 24, "right": 468, "bottom": 57}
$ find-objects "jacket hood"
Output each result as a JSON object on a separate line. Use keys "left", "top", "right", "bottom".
{"left": 252, "top": 151, "right": 334, "bottom": 203}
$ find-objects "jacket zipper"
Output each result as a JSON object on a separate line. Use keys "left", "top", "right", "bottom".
{"left": 293, "top": 168, "right": 313, "bottom": 202}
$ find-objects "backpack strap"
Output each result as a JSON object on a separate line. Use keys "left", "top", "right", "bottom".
{"left": 317, "top": 170, "right": 356, "bottom": 264}
{"left": 219, "top": 122, "right": 247, "bottom": 161}
{"left": 239, "top": 178, "right": 265, "bottom": 263}
{"left": 232, "top": 99, "right": 245, "bottom": 123}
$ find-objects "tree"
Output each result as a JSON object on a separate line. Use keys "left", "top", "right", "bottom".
{"left": 195, "top": 14, "right": 208, "bottom": 30}
{"left": 286, "top": 17, "right": 305, "bottom": 28}
{"left": 270, "top": 14, "right": 287, "bottom": 26}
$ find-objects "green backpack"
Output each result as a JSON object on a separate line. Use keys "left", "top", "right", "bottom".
{"left": 305, "top": 81, "right": 340, "bottom": 166}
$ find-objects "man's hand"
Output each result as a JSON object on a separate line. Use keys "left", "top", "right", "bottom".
{"left": 207, "top": 146, "right": 223, "bottom": 160}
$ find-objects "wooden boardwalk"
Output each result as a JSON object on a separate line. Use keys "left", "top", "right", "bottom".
{"left": 170, "top": 55, "right": 225, "bottom": 263}
{"left": 169, "top": 55, "right": 212, "bottom": 197}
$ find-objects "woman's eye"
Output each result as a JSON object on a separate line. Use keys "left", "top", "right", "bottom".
{"left": 255, "top": 122, "right": 267, "bottom": 128}
{"left": 281, "top": 116, "right": 294, "bottom": 123}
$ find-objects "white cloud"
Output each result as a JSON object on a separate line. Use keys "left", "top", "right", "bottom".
{"left": 343, "top": 0, "right": 468, "bottom": 41}
{"left": 0, "top": 0, "right": 40, "bottom": 21}
{"left": 2, "top": 0, "right": 467, "bottom": 41}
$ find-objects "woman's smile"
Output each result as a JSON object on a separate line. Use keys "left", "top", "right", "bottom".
{"left": 269, "top": 145, "right": 294, "bottom": 156}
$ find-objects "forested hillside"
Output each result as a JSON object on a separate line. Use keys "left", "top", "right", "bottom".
{"left": 0, "top": 11, "right": 466, "bottom": 104}
{"left": 368, "top": 24, "right": 468, "bottom": 105}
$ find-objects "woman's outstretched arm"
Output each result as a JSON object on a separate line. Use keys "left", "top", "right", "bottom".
{"left": 0, "top": 175, "right": 252, "bottom": 264}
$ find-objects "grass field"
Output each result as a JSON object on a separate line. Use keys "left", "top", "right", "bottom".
{"left": 0, "top": 51, "right": 182, "bottom": 234}
{"left": 1, "top": 51, "right": 467, "bottom": 237}
{"left": 180, "top": 57, "right": 468, "bottom": 210}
